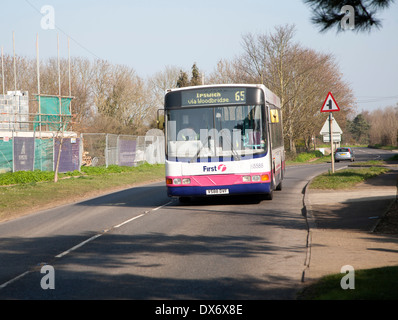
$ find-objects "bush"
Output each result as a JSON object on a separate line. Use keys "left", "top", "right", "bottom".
{"left": 0, "top": 170, "right": 54, "bottom": 186}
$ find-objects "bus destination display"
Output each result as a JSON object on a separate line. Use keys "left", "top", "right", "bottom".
{"left": 181, "top": 88, "right": 246, "bottom": 106}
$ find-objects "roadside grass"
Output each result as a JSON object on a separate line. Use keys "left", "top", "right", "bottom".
{"left": 286, "top": 151, "right": 330, "bottom": 165}
{"left": 303, "top": 159, "right": 397, "bottom": 300}
{"left": 0, "top": 164, "right": 162, "bottom": 186}
{"left": 0, "top": 163, "right": 165, "bottom": 222}
{"left": 309, "top": 166, "right": 390, "bottom": 190}
{"left": 348, "top": 160, "right": 384, "bottom": 166}
{"left": 298, "top": 266, "right": 398, "bottom": 300}
{"left": 369, "top": 144, "right": 398, "bottom": 151}
{"left": 388, "top": 154, "right": 398, "bottom": 161}
{"left": 349, "top": 154, "right": 398, "bottom": 166}
{"left": 287, "top": 148, "right": 398, "bottom": 166}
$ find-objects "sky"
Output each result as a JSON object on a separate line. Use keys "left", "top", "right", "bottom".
{"left": 1, "top": 0, "right": 397, "bottom": 114}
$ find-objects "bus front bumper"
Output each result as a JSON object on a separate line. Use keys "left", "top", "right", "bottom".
{"left": 166, "top": 182, "right": 272, "bottom": 198}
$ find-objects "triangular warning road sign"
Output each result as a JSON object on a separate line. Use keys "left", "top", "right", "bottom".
{"left": 321, "top": 92, "right": 340, "bottom": 112}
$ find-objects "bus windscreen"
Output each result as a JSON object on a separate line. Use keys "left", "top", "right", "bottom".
{"left": 166, "top": 104, "right": 267, "bottom": 162}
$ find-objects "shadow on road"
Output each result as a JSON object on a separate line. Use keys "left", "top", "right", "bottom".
{"left": 0, "top": 230, "right": 303, "bottom": 299}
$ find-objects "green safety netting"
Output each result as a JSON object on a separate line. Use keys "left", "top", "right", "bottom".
{"left": 34, "top": 139, "right": 54, "bottom": 171}
{"left": 0, "top": 140, "right": 13, "bottom": 173}
{"left": 34, "top": 95, "right": 72, "bottom": 130}
{"left": 0, "top": 139, "right": 56, "bottom": 172}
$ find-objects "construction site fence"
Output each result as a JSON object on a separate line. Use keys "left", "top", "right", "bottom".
{"left": 0, "top": 130, "right": 165, "bottom": 174}
{"left": 81, "top": 132, "right": 165, "bottom": 168}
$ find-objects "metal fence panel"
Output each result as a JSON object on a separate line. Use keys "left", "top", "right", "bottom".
{"left": 0, "top": 131, "right": 165, "bottom": 173}
{"left": 81, "top": 133, "right": 164, "bottom": 168}
{"left": 0, "top": 139, "right": 13, "bottom": 173}
{"left": 81, "top": 133, "right": 106, "bottom": 167}
{"left": 54, "top": 138, "right": 81, "bottom": 173}
{"left": 106, "top": 134, "right": 118, "bottom": 166}
{"left": 34, "top": 138, "right": 53, "bottom": 171}
{"left": 13, "top": 137, "right": 35, "bottom": 172}
{"left": 118, "top": 135, "right": 137, "bottom": 167}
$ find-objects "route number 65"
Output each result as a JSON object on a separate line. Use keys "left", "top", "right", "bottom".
{"left": 235, "top": 90, "right": 245, "bottom": 102}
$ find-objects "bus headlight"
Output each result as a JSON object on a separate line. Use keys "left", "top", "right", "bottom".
{"left": 242, "top": 175, "right": 251, "bottom": 182}
{"left": 252, "top": 175, "right": 261, "bottom": 182}
{"left": 182, "top": 178, "right": 191, "bottom": 184}
{"left": 173, "top": 178, "right": 181, "bottom": 185}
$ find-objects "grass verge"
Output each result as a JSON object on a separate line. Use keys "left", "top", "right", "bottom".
{"left": 0, "top": 163, "right": 165, "bottom": 223}
{"left": 298, "top": 266, "right": 398, "bottom": 300}
{"left": 302, "top": 163, "right": 397, "bottom": 300}
{"left": 309, "top": 166, "right": 390, "bottom": 190}
{"left": 286, "top": 151, "right": 330, "bottom": 165}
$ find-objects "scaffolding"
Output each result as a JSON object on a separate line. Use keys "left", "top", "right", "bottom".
{"left": 0, "top": 91, "right": 73, "bottom": 134}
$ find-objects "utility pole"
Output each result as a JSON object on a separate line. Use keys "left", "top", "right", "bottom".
{"left": 12, "top": 31, "right": 17, "bottom": 91}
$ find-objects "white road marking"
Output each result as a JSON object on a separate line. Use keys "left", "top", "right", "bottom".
{"left": 57, "top": 200, "right": 173, "bottom": 258}
{"left": 153, "top": 200, "right": 174, "bottom": 211}
{"left": 0, "top": 200, "right": 174, "bottom": 290}
{"left": 55, "top": 233, "right": 103, "bottom": 258}
{"left": 113, "top": 214, "right": 145, "bottom": 229}
{"left": 0, "top": 271, "right": 31, "bottom": 290}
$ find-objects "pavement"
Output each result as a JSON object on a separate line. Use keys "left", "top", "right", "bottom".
{"left": 302, "top": 167, "right": 398, "bottom": 283}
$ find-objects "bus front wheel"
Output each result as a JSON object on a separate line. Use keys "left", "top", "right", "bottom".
{"left": 263, "top": 187, "right": 273, "bottom": 200}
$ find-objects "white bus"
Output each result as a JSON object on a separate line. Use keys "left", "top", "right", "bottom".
{"left": 164, "top": 84, "right": 285, "bottom": 201}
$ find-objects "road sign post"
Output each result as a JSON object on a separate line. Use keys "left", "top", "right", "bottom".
{"left": 329, "top": 113, "right": 335, "bottom": 173}
{"left": 321, "top": 92, "right": 340, "bottom": 173}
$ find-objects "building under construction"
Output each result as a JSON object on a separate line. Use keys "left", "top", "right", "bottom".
{"left": 0, "top": 32, "right": 81, "bottom": 173}
{"left": 0, "top": 90, "right": 80, "bottom": 173}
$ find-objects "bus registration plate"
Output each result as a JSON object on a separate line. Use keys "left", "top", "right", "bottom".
{"left": 206, "top": 189, "right": 229, "bottom": 195}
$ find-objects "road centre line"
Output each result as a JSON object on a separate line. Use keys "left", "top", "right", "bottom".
{"left": 56, "top": 200, "right": 174, "bottom": 258}
{"left": 0, "top": 271, "right": 31, "bottom": 290}
{"left": 56, "top": 212, "right": 147, "bottom": 258}
{"left": 113, "top": 214, "right": 145, "bottom": 229}
{"left": 55, "top": 233, "right": 103, "bottom": 258}
{"left": 0, "top": 200, "right": 174, "bottom": 290}
{"left": 153, "top": 200, "right": 175, "bottom": 211}
{"left": 0, "top": 214, "right": 143, "bottom": 289}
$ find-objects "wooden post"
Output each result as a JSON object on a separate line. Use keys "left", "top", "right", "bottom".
{"left": 1, "top": 46, "right": 5, "bottom": 95}
{"left": 12, "top": 31, "right": 17, "bottom": 92}
{"left": 36, "top": 34, "right": 42, "bottom": 135}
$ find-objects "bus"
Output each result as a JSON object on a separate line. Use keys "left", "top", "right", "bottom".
{"left": 164, "top": 84, "right": 285, "bottom": 201}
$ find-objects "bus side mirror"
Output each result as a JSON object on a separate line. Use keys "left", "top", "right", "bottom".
{"left": 157, "top": 109, "right": 164, "bottom": 130}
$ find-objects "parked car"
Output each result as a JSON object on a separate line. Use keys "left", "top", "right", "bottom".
{"left": 335, "top": 147, "right": 355, "bottom": 162}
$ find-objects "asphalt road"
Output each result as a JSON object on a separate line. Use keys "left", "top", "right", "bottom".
{"left": 0, "top": 147, "right": 393, "bottom": 300}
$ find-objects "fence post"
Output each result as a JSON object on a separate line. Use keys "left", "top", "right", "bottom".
{"left": 79, "top": 133, "right": 83, "bottom": 172}
{"left": 105, "top": 133, "right": 108, "bottom": 168}
{"left": 117, "top": 134, "right": 120, "bottom": 166}
{"left": 12, "top": 130, "right": 15, "bottom": 172}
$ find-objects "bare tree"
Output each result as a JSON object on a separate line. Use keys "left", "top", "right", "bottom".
{"left": 209, "top": 24, "right": 355, "bottom": 152}
{"left": 148, "top": 65, "right": 181, "bottom": 109}
{"left": 365, "top": 105, "right": 398, "bottom": 146}
{"left": 207, "top": 59, "right": 239, "bottom": 84}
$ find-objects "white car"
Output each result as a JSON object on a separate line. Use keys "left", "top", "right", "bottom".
{"left": 335, "top": 147, "right": 355, "bottom": 162}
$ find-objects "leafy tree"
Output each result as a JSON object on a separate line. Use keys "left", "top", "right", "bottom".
{"left": 176, "top": 63, "right": 202, "bottom": 87}
{"left": 348, "top": 113, "right": 370, "bottom": 144}
{"left": 176, "top": 70, "right": 190, "bottom": 88}
{"left": 303, "top": 0, "right": 395, "bottom": 32}
{"left": 190, "top": 63, "right": 201, "bottom": 86}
